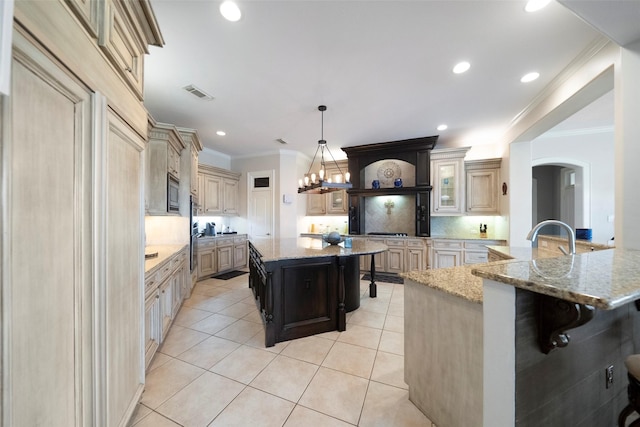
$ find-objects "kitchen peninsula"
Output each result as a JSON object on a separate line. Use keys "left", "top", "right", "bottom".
{"left": 402, "top": 244, "right": 639, "bottom": 427}
{"left": 248, "top": 237, "right": 387, "bottom": 347}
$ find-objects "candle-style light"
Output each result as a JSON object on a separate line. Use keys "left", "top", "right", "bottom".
{"left": 298, "top": 105, "right": 353, "bottom": 195}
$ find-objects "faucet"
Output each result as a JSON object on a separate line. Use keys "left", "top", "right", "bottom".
{"left": 526, "top": 220, "right": 576, "bottom": 255}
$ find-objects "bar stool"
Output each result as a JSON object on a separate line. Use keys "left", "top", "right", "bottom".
{"left": 619, "top": 354, "right": 640, "bottom": 427}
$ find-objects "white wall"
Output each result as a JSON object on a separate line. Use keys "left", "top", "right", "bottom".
{"left": 199, "top": 147, "right": 231, "bottom": 169}
{"left": 532, "top": 129, "right": 614, "bottom": 243}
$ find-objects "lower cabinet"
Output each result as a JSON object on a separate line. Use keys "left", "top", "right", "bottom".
{"left": 144, "top": 247, "right": 188, "bottom": 370}
{"left": 359, "top": 237, "right": 427, "bottom": 273}
{"left": 197, "top": 235, "right": 248, "bottom": 280}
{"left": 430, "top": 239, "right": 505, "bottom": 269}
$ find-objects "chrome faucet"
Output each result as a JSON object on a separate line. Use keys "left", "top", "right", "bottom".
{"left": 526, "top": 220, "right": 576, "bottom": 255}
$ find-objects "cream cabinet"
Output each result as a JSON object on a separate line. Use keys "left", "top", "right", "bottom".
{"left": 466, "top": 158, "right": 501, "bottom": 215}
{"left": 234, "top": 237, "right": 248, "bottom": 269}
{"left": 307, "top": 194, "right": 327, "bottom": 215}
{"left": 198, "top": 164, "right": 241, "bottom": 216}
{"left": 305, "top": 163, "right": 349, "bottom": 215}
{"left": 430, "top": 239, "right": 506, "bottom": 268}
{"left": 146, "top": 122, "right": 187, "bottom": 215}
{"left": 144, "top": 247, "right": 188, "bottom": 367}
{"left": 197, "top": 235, "right": 247, "bottom": 280}
{"left": 3, "top": 4, "right": 163, "bottom": 423}
{"left": 216, "top": 237, "right": 234, "bottom": 272}
{"left": 360, "top": 237, "right": 427, "bottom": 273}
{"left": 430, "top": 147, "right": 470, "bottom": 216}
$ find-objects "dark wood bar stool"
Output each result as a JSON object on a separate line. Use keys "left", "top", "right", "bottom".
{"left": 619, "top": 355, "right": 640, "bottom": 427}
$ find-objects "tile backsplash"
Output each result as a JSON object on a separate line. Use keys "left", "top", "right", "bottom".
{"left": 364, "top": 195, "right": 415, "bottom": 235}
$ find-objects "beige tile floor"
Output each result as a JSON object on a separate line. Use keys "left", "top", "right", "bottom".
{"left": 130, "top": 272, "right": 434, "bottom": 427}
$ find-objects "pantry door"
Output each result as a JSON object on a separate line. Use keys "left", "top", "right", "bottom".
{"left": 248, "top": 170, "right": 274, "bottom": 238}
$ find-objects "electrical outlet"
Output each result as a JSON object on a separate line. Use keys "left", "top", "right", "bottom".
{"left": 605, "top": 365, "right": 614, "bottom": 389}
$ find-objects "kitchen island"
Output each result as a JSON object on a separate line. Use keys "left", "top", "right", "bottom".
{"left": 248, "top": 237, "right": 387, "bottom": 347}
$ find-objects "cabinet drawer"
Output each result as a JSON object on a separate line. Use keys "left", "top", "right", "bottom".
{"left": 171, "top": 254, "right": 184, "bottom": 270}
{"left": 464, "top": 251, "right": 489, "bottom": 264}
{"left": 216, "top": 238, "right": 234, "bottom": 246}
{"left": 464, "top": 241, "right": 490, "bottom": 251}
{"left": 385, "top": 239, "right": 406, "bottom": 247}
{"left": 145, "top": 270, "right": 160, "bottom": 293}
{"left": 407, "top": 239, "right": 425, "bottom": 248}
{"left": 433, "top": 240, "right": 463, "bottom": 249}
{"left": 198, "top": 239, "right": 216, "bottom": 248}
{"left": 233, "top": 237, "right": 246, "bottom": 244}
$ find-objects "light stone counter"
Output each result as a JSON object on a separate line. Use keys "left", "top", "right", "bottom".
{"left": 403, "top": 266, "right": 486, "bottom": 304}
{"left": 249, "top": 237, "right": 388, "bottom": 263}
{"left": 486, "top": 245, "right": 558, "bottom": 261}
{"left": 144, "top": 244, "right": 187, "bottom": 274}
{"left": 472, "top": 248, "right": 640, "bottom": 310}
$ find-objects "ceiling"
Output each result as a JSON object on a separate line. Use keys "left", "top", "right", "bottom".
{"left": 143, "top": 1, "right": 627, "bottom": 160}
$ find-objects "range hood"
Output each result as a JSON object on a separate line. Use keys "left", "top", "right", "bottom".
{"left": 341, "top": 136, "right": 438, "bottom": 237}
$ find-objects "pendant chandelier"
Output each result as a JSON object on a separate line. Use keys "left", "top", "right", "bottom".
{"left": 298, "top": 105, "right": 353, "bottom": 194}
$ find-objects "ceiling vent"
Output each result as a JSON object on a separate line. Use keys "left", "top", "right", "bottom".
{"left": 183, "top": 85, "right": 214, "bottom": 101}
{"left": 276, "top": 138, "right": 288, "bottom": 145}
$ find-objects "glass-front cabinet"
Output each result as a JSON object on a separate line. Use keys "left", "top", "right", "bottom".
{"left": 430, "top": 147, "right": 470, "bottom": 215}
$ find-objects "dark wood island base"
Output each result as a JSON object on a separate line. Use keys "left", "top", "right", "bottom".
{"left": 248, "top": 238, "right": 387, "bottom": 347}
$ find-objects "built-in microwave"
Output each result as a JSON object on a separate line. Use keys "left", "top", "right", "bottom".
{"left": 167, "top": 174, "right": 180, "bottom": 213}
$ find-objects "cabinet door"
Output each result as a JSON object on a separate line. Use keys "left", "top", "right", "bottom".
{"left": 406, "top": 248, "right": 425, "bottom": 272}
{"left": 159, "top": 278, "right": 173, "bottom": 341}
{"left": 223, "top": 178, "right": 239, "bottom": 214}
{"left": 171, "top": 266, "right": 184, "bottom": 318}
{"left": 234, "top": 243, "right": 247, "bottom": 268}
{"left": 306, "top": 193, "right": 326, "bottom": 215}
{"left": 327, "top": 189, "right": 348, "bottom": 214}
{"left": 433, "top": 249, "right": 462, "bottom": 268}
{"left": 217, "top": 245, "right": 234, "bottom": 272}
{"left": 144, "top": 290, "right": 160, "bottom": 369}
{"left": 432, "top": 159, "right": 464, "bottom": 215}
{"left": 198, "top": 249, "right": 216, "bottom": 278}
{"left": 197, "top": 173, "right": 205, "bottom": 215}
{"left": 203, "top": 175, "right": 222, "bottom": 214}
{"left": 191, "top": 150, "right": 198, "bottom": 196}
{"left": 466, "top": 169, "right": 499, "bottom": 214}
{"left": 6, "top": 34, "right": 94, "bottom": 426}
{"left": 386, "top": 247, "right": 405, "bottom": 274}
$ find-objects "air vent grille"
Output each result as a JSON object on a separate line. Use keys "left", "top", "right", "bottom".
{"left": 183, "top": 85, "right": 214, "bottom": 101}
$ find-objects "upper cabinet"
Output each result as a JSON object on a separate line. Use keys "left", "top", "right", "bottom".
{"left": 177, "top": 127, "right": 203, "bottom": 200}
{"left": 466, "top": 158, "right": 501, "bottom": 215}
{"left": 305, "top": 162, "right": 349, "bottom": 216}
{"left": 146, "top": 121, "right": 186, "bottom": 215}
{"left": 430, "top": 147, "right": 470, "bottom": 216}
{"left": 198, "top": 164, "right": 241, "bottom": 216}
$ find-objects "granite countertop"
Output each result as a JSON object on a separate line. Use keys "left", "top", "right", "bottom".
{"left": 536, "top": 234, "right": 611, "bottom": 250}
{"left": 250, "top": 237, "right": 387, "bottom": 263}
{"left": 198, "top": 233, "right": 247, "bottom": 239}
{"left": 430, "top": 233, "right": 506, "bottom": 241}
{"left": 144, "top": 244, "right": 187, "bottom": 274}
{"left": 486, "top": 245, "right": 559, "bottom": 261}
{"left": 403, "top": 266, "right": 486, "bottom": 304}
{"left": 472, "top": 248, "right": 640, "bottom": 310}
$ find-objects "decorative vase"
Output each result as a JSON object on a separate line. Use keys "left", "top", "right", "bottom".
{"left": 394, "top": 178, "right": 403, "bottom": 188}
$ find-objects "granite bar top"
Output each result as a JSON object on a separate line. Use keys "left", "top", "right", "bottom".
{"left": 144, "top": 244, "right": 187, "bottom": 274}
{"left": 430, "top": 233, "right": 506, "bottom": 242}
{"left": 537, "top": 234, "right": 611, "bottom": 251}
{"left": 486, "top": 245, "right": 559, "bottom": 261}
{"left": 403, "top": 266, "right": 486, "bottom": 304}
{"left": 472, "top": 248, "right": 640, "bottom": 310}
{"left": 250, "top": 237, "right": 388, "bottom": 263}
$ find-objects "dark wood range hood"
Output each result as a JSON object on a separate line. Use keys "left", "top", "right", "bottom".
{"left": 342, "top": 136, "right": 438, "bottom": 237}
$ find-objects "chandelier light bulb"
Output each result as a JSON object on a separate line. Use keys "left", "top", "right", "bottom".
{"left": 311, "top": 173, "right": 316, "bottom": 183}
{"left": 319, "top": 169, "right": 325, "bottom": 180}
{"left": 345, "top": 172, "right": 351, "bottom": 183}
{"left": 335, "top": 174, "right": 342, "bottom": 183}
{"left": 298, "top": 179, "right": 303, "bottom": 188}
{"left": 304, "top": 176, "right": 309, "bottom": 186}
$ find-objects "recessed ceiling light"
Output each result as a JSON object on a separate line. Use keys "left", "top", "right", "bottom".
{"left": 437, "top": 124, "right": 448, "bottom": 131}
{"left": 220, "top": 1, "right": 241, "bottom": 22}
{"left": 453, "top": 61, "right": 471, "bottom": 74}
{"left": 525, "top": 0, "right": 550, "bottom": 12}
{"left": 216, "top": 130, "right": 226, "bottom": 136}
{"left": 521, "top": 72, "right": 540, "bottom": 83}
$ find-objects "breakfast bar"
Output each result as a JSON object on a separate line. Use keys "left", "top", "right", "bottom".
{"left": 248, "top": 237, "right": 387, "bottom": 347}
